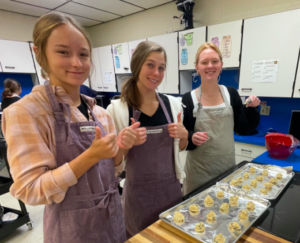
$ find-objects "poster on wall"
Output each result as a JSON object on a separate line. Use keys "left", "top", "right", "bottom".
{"left": 180, "top": 34, "right": 185, "bottom": 46}
{"left": 116, "top": 45, "right": 122, "bottom": 55}
{"left": 251, "top": 59, "right": 279, "bottom": 83}
{"left": 221, "top": 35, "right": 232, "bottom": 58}
{"left": 104, "top": 72, "right": 113, "bottom": 84}
{"left": 211, "top": 37, "right": 220, "bottom": 47}
{"left": 181, "top": 48, "right": 188, "bottom": 65}
{"left": 184, "top": 32, "right": 193, "bottom": 46}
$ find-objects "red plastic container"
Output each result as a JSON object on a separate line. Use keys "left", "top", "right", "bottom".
{"left": 265, "top": 133, "right": 299, "bottom": 159}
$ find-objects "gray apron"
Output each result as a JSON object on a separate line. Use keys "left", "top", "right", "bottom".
{"left": 122, "top": 93, "right": 182, "bottom": 238}
{"left": 183, "top": 85, "right": 235, "bottom": 195}
{"left": 43, "top": 85, "right": 126, "bottom": 243}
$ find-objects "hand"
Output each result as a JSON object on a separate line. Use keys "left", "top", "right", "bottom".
{"left": 246, "top": 96, "right": 260, "bottom": 107}
{"left": 168, "top": 112, "right": 188, "bottom": 139}
{"left": 192, "top": 132, "right": 209, "bottom": 146}
{"left": 130, "top": 118, "right": 147, "bottom": 146}
{"left": 89, "top": 127, "right": 118, "bottom": 160}
{"left": 117, "top": 119, "right": 141, "bottom": 149}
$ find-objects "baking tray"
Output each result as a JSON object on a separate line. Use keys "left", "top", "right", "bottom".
{"left": 218, "top": 163, "right": 295, "bottom": 200}
{"left": 160, "top": 184, "right": 270, "bottom": 243}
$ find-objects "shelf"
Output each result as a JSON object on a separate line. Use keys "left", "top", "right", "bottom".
{"left": 0, "top": 207, "right": 31, "bottom": 239}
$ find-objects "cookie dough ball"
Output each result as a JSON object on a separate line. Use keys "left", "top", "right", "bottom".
{"left": 251, "top": 179, "right": 257, "bottom": 187}
{"left": 242, "top": 184, "right": 251, "bottom": 191}
{"left": 216, "top": 191, "right": 225, "bottom": 199}
{"left": 173, "top": 212, "right": 185, "bottom": 224}
{"left": 243, "top": 172, "right": 249, "bottom": 180}
{"left": 236, "top": 176, "right": 243, "bottom": 184}
{"left": 264, "top": 182, "right": 273, "bottom": 190}
{"left": 206, "top": 211, "right": 217, "bottom": 223}
{"left": 276, "top": 173, "right": 283, "bottom": 180}
{"left": 262, "top": 170, "right": 268, "bottom": 176}
{"left": 260, "top": 188, "right": 268, "bottom": 195}
{"left": 213, "top": 233, "right": 226, "bottom": 243}
{"left": 247, "top": 201, "right": 255, "bottom": 211}
{"left": 249, "top": 167, "right": 256, "bottom": 174}
{"left": 219, "top": 203, "right": 229, "bottom": 214}
{"left": 229, "top": 196, "right": 239, "bottom": 206}
{"left": 189, "top": 204, "right": 200, "bottom": 215}
{"left": 239, "top": 209, "right": 249, "bottom": 220}
{"left": 230, "top": 179, "right": 238, "bottom": 186}
{"left": 195, "top": 222, "right": 205, "bottom": 233}
{"left": 204, "top": 195, "right": 214, "bottom": 207}
{"left": 270, "top": 178, "right": 278, "bottom": 185}
{"left": 256, "top": 176, "right": 264, "bottom": 181}
{"left": 228, "top": 222, "right": 241, "bottom": 233}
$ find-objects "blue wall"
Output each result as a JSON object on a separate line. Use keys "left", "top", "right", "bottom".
{"left": 0, "top": 73, "right": 34, "bottom": 102}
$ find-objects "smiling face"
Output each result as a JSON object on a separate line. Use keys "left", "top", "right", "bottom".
{"left": 45, "top": 24, "right": 91, "bottom": 88}
{"left": 137, "top": 51, "right": 166, "bottom": 91}
{"left": 195, "top": 48, "right": 223, "bottom": 82}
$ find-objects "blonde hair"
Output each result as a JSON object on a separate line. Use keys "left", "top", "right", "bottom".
{"left": 121, "top": 41, "right": 167, "bottom": 109}
{"left": 195, "top": 42, "right": 223, "bottom": 65}
{"left": 40, "top": 69, "right": 49, "bottom": 80}
{"left": 33, "top": 12, "right": 92, "bottom": 75}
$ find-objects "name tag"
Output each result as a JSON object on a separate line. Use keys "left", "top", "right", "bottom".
{"left": 146, "top": 129, "right": 163, "bottom": 134}
{"left": 80, "top": 126, "right": 96, "bottom": 132}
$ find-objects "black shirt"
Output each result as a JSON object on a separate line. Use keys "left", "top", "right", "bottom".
{"left": 182, "top": 86, "right": 260, "bottom": 151}
{"left": 77, "top": 96, "right": 89, "bottom": 120}
{"left": 128, "top": 93, "right": 173, "bottom": 127}
{"left": 1, "top": 97, "right": 21, "bottom": 110}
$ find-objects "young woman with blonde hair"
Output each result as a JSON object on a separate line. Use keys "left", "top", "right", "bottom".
{"left": 182, "top": 43, "right": 260, "bottom": 195}
{"left": 107, "top": 41, "right": 187, "bottom": 238}
{"left": 2, "top": 12, "right": 139, "bottom": 243}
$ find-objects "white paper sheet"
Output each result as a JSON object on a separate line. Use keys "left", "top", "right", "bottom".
{"left": 251, "top": 59, "right": 279, "bottom": 83}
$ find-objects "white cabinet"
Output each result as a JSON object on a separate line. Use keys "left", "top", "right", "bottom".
{"left": 293, "top": 56, "right": 300, "bottom": 98}
{"left": 148, "top": 33, "right": 179, "bottom": 94}
{"left": 234, "top": 142, "right": 266, "bottom": 164}
{"left": 0, "top": 40, "right": 35, "bottom": 73}
{"left": 239, "top": 9, "right": 300, "bottom": 97}
{"left": 112, "top": 42, "right": 131, "bottom": 74}
{"left": 90, "top": 48, "right": 103, "bottom": 91}
{"left": 207, "top": 20, "right": 242, "bottom": 68}
{"left": 98, "top": 46, "right": 117, "bottom": 92}
{"left": 128, "top": 39, "right": 146, "bottom": 62}
{"left": 30, "top": 43, "right": 43, "bottom": 85}
{"left": 179, "top": 27, "right": 206, "bottom": 70}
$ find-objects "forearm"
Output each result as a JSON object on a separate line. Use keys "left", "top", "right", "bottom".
{"left": 179, "top": 138, "right": 188, "bottom": 151}
{"left": 114, "top": 148, "right": 129, "bottom": 166}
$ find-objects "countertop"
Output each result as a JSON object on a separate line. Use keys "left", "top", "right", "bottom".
{"left": 234, "top": 134, "right": 266, "bottom": 146}
{"left": 126, "top": 220, "right": 291, "bottom": 243}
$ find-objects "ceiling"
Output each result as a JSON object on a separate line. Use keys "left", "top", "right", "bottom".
{"left": 0, "top": 0, "right": 176, "bottom": 27}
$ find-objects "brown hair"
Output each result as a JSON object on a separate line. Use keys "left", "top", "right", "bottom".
{"left": 33, "top": 12, "right": 92, "bottom": 76}
{"left": 121, "top": 41, "right": 167, "bottom": 109}
{"left": 195, "top": 42, "right": 223, "bottom": 65}
{"left": 2, "top": 78, "right": 21, "bottom": 98}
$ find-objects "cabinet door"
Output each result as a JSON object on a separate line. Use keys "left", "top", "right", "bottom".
{"left": 0, "top": 40, "right": 35, "bottom": 73}
{"left": 235, "top": 155, "right": 251, "bottom": 165}
{"left": 239, "top": 9, "right": 300, "bottom": 97}
{"left": 112, "top": 42, "right": 131, "bottom": 74}
{"left": 179, "top": 27, "right": 206, "bottom": 70}
{"left": 90, "top": 48, "right": 103, "bottom": 91}
{"left": 293, "top": 57, "right": 300, "bottom": 98}
{"left": 207, "top": 20, "right": 242, "bottom": 68}
{"left": 128, "top": 39, "right": 146, "bottom": 62}
{"left": 148, "top": 33, "right": 179, "bottom": 94}
{"left": 98, "top": 46, "right": 117, "bottom": 92}
{"left": 30, "top": 43, "right": 43, "bottom": 84}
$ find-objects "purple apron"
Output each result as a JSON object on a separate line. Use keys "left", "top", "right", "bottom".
{"left": 122, "top": 93, "right": 182, "bottom": 238}
{"left": 43, "top": 85, "right": 126, "bottom": 243}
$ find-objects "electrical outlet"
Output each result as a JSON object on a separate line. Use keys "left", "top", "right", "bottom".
{"left": 260, "top": 106, "right": 270, "bottom": 115}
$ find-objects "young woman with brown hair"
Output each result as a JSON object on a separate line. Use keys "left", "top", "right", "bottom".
{"left": 1, "top": 78, "right": 22, "bottom": 110}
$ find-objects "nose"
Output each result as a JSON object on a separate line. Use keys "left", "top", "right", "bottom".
{"left": 208, "top": 62, "right": 213, "bottom": 67}
{"left": 153, "top": 67, "right": 159, "bottom": 76}
{"left": 71, "top": 55, "right": 83, "bottom": 67}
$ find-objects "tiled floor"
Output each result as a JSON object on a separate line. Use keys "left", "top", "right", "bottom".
{"left": 0, "top": 193, "right": 44, "bottom": 243}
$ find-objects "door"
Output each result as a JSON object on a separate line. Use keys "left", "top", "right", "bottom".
{"left": 90, "top": 48, "right": 103, "bottom": 91}
{"left": 112, "top": 42, "right": 131, "bottom": 74}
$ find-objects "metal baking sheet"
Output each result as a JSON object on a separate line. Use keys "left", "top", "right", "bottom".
{"left": 159, "top": 184, "right": 270, "bottom": 243}
{"left": 218, "top": 163, "right": 295, "bottom": 200}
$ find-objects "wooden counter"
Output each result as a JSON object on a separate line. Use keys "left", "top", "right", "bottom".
{"left": 126, "top": 220, "right": 291, "bottom": 243}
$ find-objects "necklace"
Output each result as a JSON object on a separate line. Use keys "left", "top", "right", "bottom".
{"left": 202, "top": 91, "right": 220, "bottom": 101}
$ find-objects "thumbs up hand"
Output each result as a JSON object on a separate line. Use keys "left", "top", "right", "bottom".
{"left": 130, "top": 118, "right": 147, "bottom": 146}
{"left": 117, "top": 119, "right": 142, "bottom": 149}
{"left": 90, "top": 126, "right": 118, "bottom": 160}
{"left": 168, "top": 112, "right": 188, "bottom": 139}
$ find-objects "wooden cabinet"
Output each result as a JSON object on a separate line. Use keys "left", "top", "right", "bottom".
{"left": 207, "top": 20, "right": 242, "bottom": 68}
{"left": 90, "top": 47, "right": 103, "bottom": 91}
{"left": 0, "top": 40, "right": 35, "bottom": 73}
{"left": 148, "top": 33, "right": 179, "bottom": 94}
{"left": 112, "top": 42, "right": 131, "bottom": 74}
{"left": 239, "top": 9, "right": 300, "bottom": 97}
{"left": 235, "top": 142, "right": 266, "bottom": 164}
{"left": 179, "top": 27, "right": 206, "bottom": 70}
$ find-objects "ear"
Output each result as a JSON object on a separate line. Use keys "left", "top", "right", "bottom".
{"left": 32, "top": 45, "right": 39, "bottom": 55}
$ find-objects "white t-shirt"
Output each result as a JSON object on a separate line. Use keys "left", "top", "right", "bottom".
{"left": 190, "top": 85, "right": 230, "bottom": 109}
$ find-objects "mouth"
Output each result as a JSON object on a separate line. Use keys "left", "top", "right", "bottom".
{"left": 67, "top": 71, "right": 84, "bottom": 75}
{"left": 205, "top": 71, "right": 216, "bottom": 74}
{"left": 147, "top": 78, "right": 159, "bottom": 83}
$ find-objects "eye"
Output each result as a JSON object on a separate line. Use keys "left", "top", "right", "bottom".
{"left": 159, "top": 66, "right": 165, "bottom": 71}
{"left": 58, "top": 51, "right": 68, "bottom": 55}
{"left": 147, "top": 63, "right": 154, "bottom": 68}
{"left": 80, "top": 53, "right": 89, "bottom": 57}
{"left": 202, "top": 62, "right": 207, "bottom": 64}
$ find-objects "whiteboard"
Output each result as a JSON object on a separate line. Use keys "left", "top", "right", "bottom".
{"left": 239, "top": 9, "right": 300, "bottom": 97}
{"left": 207, "top": 20, "right": 242, "bottom": 68}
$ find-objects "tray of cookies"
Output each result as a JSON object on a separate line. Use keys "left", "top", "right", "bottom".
{"left": 159, "top": 184, "right": 270, "bottom": 243}
{"left": 218, "top": 163, "right": 294, "bottom": 200}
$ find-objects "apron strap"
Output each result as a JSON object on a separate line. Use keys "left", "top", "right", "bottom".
{"left": 80, "top": 95, "right": 98, "bottom": 122}
{"left": 219, "top": 85, "right": 230, "bottom": 106}
{"left": 45, "top": 85, "right": 65, "bottom": 121}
